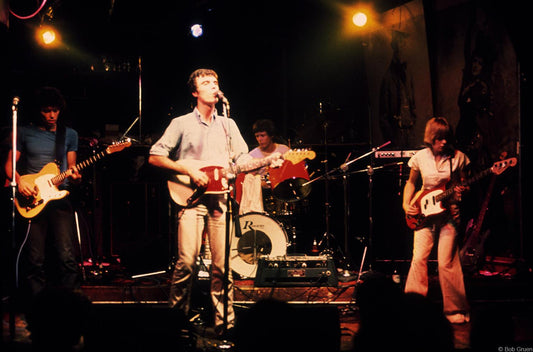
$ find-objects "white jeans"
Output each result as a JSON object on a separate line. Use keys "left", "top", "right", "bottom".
{"left": 404, "top": 220, "right": 469, "bottom": 315}
{"left": 168, "top": 194, "right": 235, "bottom": 330}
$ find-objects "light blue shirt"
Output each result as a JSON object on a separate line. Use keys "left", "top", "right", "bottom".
{"left": 150, "top": 108, "right": 249, "bottom": 168}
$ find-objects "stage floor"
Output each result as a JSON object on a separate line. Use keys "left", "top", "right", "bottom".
{"left": 3, "top": 257, "right": 533, "bottom": 351}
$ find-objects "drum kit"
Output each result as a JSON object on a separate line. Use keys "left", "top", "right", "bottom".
{"left": 230, "top": 154, "right": 313, "bottom": 279}
{"left": 226, "top": 140, "right": 399, "bottom": 280}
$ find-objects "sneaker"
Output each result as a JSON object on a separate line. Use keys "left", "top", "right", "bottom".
{"left": 446, "top": 313, "right": 470, "bottom": 324}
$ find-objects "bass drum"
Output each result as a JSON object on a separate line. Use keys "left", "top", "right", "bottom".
{"left": 230, "top": 212, "right": 288, "bottom": 278}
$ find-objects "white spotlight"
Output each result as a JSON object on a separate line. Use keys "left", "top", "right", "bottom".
{"left": 191, "top": 24, "right": 203, "bottom": 38}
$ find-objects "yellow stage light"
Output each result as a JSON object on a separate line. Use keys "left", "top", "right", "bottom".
{"left": 352, "top": 12, "right": 368, "bottom": 27}
{"left": 35, "top": 25, "right": 60, "bottom": 48}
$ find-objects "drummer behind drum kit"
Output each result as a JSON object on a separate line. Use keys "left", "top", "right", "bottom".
{"left": 231, "top": 149, "right": 316, "bottom": 279}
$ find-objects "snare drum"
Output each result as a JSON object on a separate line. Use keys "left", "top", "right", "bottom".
{"left": 230, "top": 212, "right": 288, "bottom": 278}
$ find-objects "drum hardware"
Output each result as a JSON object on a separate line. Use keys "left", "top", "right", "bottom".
{"left": 305, "top": 141, "right": 392, "bottom": 277}
{"left": 341, "top": 142, "right": 405, "bottom": 277}
{"left": 301, "top": 119, "right": 337, "bottom": 258}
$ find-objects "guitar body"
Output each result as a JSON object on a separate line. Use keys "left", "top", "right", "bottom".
{"left": 405, "top": 185, "right": 447, "bottom": 230}
{"left": 16, "top": 163, "right": 69, "bottom": 219}
{"left": 460, "top": 174, "right": 498, "bottom": 270}
{"left": 168, "top": 166, "right": 228, "bottom": 207}
{"left": 461, "top": 224, "right": 491, "bottom": 269}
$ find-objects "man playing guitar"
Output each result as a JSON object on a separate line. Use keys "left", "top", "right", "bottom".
{"left": 149, "top": 69, "right": 250, "bottom": 340}
{"left": 4, "top": 87, "right": 82, "bottom": 320}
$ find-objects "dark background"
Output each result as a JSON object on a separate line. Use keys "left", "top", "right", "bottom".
{"left": 0, "top": 0, "right": 529, "bottom": 274}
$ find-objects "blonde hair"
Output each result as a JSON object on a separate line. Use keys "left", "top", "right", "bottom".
{"left": 423, "top": 117, "right": 451, "bottom": 145}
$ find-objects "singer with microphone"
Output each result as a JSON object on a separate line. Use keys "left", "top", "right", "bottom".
{"left": 402, "top": 116, "right": 471, "bottom": 324}
{"left": 148, "top": 68, "right": 249, "bottom": 340}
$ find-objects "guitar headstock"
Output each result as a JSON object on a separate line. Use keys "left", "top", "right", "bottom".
{"left": 283, "top": 149, "right": 316, "bottom": 164}
{"left": 491, "top": 157, "right": 517, "bottom": 175}
{"left": 106, "top": 138, "right": 132, "bottom": 154}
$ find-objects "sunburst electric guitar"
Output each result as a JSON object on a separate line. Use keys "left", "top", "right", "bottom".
{"left": 405, "top": 157, "right": 517, "bottom": 230}
{"left": 15, "top": 140, "right": 131, "bottom": 218}
{"left": 167, "top": 149, "right": 316, "bottom": 208}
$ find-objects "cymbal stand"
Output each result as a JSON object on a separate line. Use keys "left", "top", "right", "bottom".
{"left": 333, "top": 141, "right": 391, "bottom": 274}
{"left": 317, "top": 120, "right": 335, "bottom": 256}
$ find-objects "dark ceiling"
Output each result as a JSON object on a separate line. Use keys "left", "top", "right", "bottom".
{"left": 1, "top": 0, "right": 529, "bottom": 145}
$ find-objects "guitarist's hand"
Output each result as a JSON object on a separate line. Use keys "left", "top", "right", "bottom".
{"left": 189, "top": 168, "right": 209, "bottom": 189}
{"left": 18, "top": 178, "right": 39, "bottom": 198}
{"left": 67, "top": 167, "right": 82, "bottom": 184}
{"left": 403, "top": 201, "right": 419, "bottom": 216}
{"left": 452, "top": 184, "right": 468, "bottom": 202}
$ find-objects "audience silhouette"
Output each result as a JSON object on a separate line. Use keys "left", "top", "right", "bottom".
{"left": 25, "top": 286, "right": 92, "bottom": 352}
{"left": 234, "top": 298, "right": 340, "bottom": 352}
{"left": 352, "top": 271, "right": 455, "bottom": 352}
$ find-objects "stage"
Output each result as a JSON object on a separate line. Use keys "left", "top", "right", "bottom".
{"left": 7, "top": 256, "right": 526, "bottom": 351}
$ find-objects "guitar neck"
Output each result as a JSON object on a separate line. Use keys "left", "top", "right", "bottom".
{"left": 235, "top": 157, "right": 272, "bottom": 174}
{"left": 50, "top": 150, "right": 108, "bottom": 186}
{"left": 435, "top": 167, "right": 492, "bottom": 202}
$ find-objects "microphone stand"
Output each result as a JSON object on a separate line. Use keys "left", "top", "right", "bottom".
{"left": 7, "top": 97, "right": 20, "bottom": 341}
{"left": 220, "top": 97, "right": 232, "bottom": 339}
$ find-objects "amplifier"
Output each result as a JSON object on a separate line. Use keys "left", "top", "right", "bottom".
{"left": 254, "top": 255, "right": 338, "bottom": 287}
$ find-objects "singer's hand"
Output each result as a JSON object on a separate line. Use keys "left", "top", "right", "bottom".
{"left": 189, "top": 168, "right": 209, "bottom": 188}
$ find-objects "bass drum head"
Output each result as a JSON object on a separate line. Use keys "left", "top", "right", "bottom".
{"left": 230, "top": 212, "right": 288, "bottom": 278}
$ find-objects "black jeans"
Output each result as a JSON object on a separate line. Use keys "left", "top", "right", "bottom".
{"left": 18, "top": 198, "right": 80, "bottom": 310}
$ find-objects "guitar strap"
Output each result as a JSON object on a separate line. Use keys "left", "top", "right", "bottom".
{"left": 55, "top": 124, "right": 66, "bottom": 168}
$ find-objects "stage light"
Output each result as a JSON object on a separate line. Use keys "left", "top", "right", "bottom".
{"left": 35, "top": 25, "right": 60, "bottom": 48}
{"left": 41, "top": 28, "right": 56, "bottom": 44}
{"left": 352, "top": 12, "right": 368, "bottom": 27}
{"left": 190, "top": 24, "right": 203, "bottom": 38}
{"left": 339, "top": 3, "right": 379, "bottom": 38}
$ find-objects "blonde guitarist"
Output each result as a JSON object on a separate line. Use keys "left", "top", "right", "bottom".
{"left": 402, "top": 117, "right": 471, "bottom": 325}
{"left": 4, "top": 87, "right": 82, "bottom": 318}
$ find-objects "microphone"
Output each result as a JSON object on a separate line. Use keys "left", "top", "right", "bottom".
{"left": 217, "top": 91, "right": 229, "bottom": 105}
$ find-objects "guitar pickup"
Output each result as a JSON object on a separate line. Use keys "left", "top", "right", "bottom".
{"left": 26, "top": 199, "right": 43, "bottom": 210}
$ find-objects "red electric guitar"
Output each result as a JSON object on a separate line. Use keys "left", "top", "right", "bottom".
{"left": 405, "top": 157, "right": 517, "bottom": 230}
{"left": 167, "top": 149, "right": 315, "bottom": 208}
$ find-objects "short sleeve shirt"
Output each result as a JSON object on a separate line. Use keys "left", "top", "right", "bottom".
{"left": 408, "top": 147, "right": 470, "bottom": 190}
